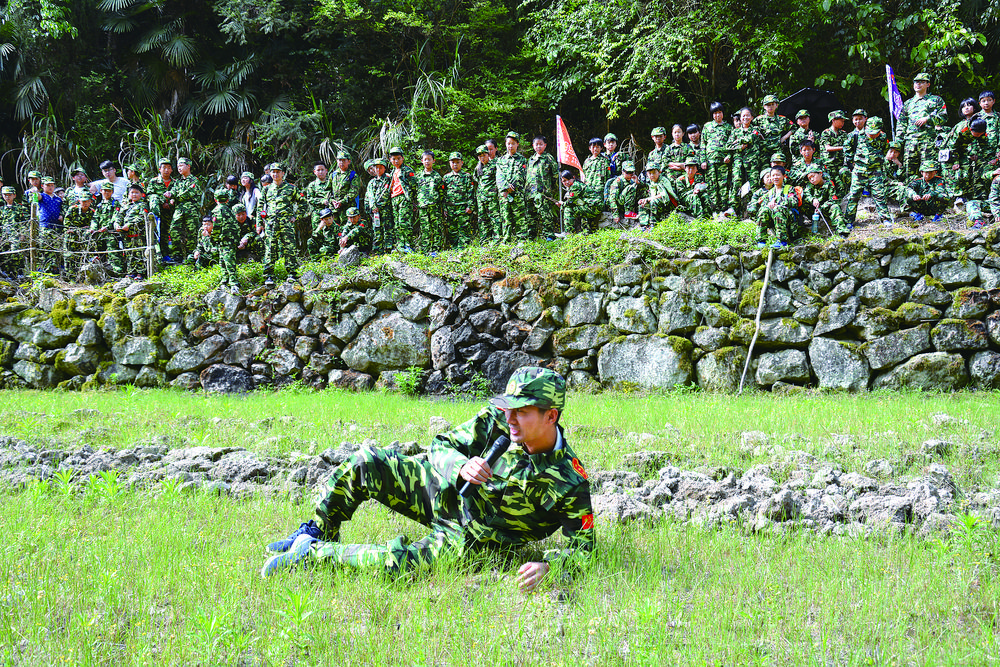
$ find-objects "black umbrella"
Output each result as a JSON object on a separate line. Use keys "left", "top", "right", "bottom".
{"left": 777, "top": 88, "right": 845, "bottom": 127}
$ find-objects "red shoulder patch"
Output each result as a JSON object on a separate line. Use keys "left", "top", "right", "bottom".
{"left": 572, "top": 457, "right": 588, "bottom": 480}
{"left": 580, "top": 513, "right": 594, "bottom": 530}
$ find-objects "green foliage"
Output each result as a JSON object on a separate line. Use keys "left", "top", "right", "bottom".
{"left": 396, "top": 366, "right": 424, "bottom": 397}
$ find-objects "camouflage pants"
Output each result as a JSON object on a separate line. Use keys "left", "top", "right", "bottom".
{"left": 311, "top": 446, "right": 468, "bottom": 572}
{"left": 638, "top": 197, "right": 672, "bottom": 229}
{"left": 392, "top": 196, "right": 416, "bottom": 251}
{"left": 306, "top": 226, "right": 338, "bottom": 257}
{"left": 902, "top": 137, "right": 937, "bottom": 180}
{"left": 678, "top": 191, "right": 709, "bottom": 219}
{"left": 526, "top": 194, "right": 557, "bottom": 238}
{"left": 447, "top": 209, "right": 475, "bottom": 248}
{"left": 903, "top": 197, "right": 949, "bottom": 216}
{"left": 845, "top": 168, "right": 890, "bottom": 224}
{"left": 418, "top": 206, "right": 444, "bottom": 252}
{"left": 498, "top": 191, "right": 528, "bottom": 241}
{"left": 109, "top": 233, "right": 139, "bottom": 275}
{"left": 171, "top": 203, "right": 199, "bottom": 259}
{"left": 219, "top": 246, "right": 238, "bottom": 287}
{"left": 966, "top": 200, "right": 990, "bottom": 226}
{"left": 264, "top": 214, "right": 299, "bottom": 278}
{"left": 730, "top": 155, "right": 756, "bottom": 212}
{"left": 563, "top": 202, "right": 600, "bottom": 233}
{"left": 705, "top": 161, "right": 733, "bottom": 212}
{"left": 37, "top": 227, "right": 64, "bottom": 274}
{"left": 756, "top": 205, "right": 799, "bottom": 243}
{"left": 477, "top": 194, "right": 501, "bottom": 242}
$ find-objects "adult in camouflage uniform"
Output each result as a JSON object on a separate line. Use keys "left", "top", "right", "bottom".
{"left": 751, "top": 95, "right": 794, "bottom": 167}
{"left": 65, "top": 167, "right": 92, "bottom": 207}
{"left": 903, "top": 161, "right": 951, "bottom": 220}
{"left": 495, "top": 132, "right": 529, "bottom": 241}
{"left": 801, "top": 165, "right": 849, "bottom": 236}
{"left": 525, "top": 137, "right": 559, "bottom": 239}
{"left": 109, "top": 183, "right": 149, "bottom": 276}
{"left": 755, "top": 166, "right": 801, "bottom": 248}
{"left": 894, "top": 72, "right": 949, "bottom": 178}
{"left": 261, "top": 367, "right": 594, "bottom": 591}
{"left": 606, "top": 162, "right": 640, "bottom": 226}
{"left": 674, "top": 157, "right": 710, "bottom": 219}
{"left": 389, "top": 147, "right": 418, "bottom": 252}
{"left": 638, "top": 162, "right": 675, "bottom": 230}
{"left": 364, "top": 158, "right": 393, "bottom": 253}
{"left": 146, "top": 158, "right": 177, "bottom": 261}
{"left": 444, "top": 152, "right": 476, "bottom": 247}
{"left": 0, "top": 186, "right": 27, "bottom": 277}
{"left": 558, "top": 170, "right": 601, "bottom": 233}
{"left": 474, "top": 145, "right": 501, "bottom": 241}
{"left": 171, "top": 157, "right": 203, "bottom": 260}
{"left": 416, "top": 150, "right": 446, "bottom": 252}
{"left": 820, "top": 110, "right": 852, "bottom": 198}
{"left": 729, "top": 108, "right": 761, "bottom": 211}
{"left": 212, "top": 188, "right": 241, "bottom": 289}
{"left": 259, "top": 162, "right": 300, "bottom": 285}
{"left": 845, "top": 117, "right": 891, "bottom": 227}
{"left": 703, "top": 102, "right": 734, "bottom": 213}
{"left": 329, "top": 152, "right": 362, "bottom": 231}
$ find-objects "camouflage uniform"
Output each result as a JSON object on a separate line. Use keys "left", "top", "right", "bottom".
{"left": 64, "top": 185, "right": 92, "bottom": 208}
{"left": 788, "top": 159, "right": 829, "bottom": 188}
{"left": 904, "top": 173, "right": 951, "bottom": 216}
{"left": 606, "top": 170, "right": 640, "bottom": 223}
{"left": 788, "top": 126, "right": 817, "bottom": 158}
{"left": 389, "top": 151, "right": 418, "bottom": 251}
{"left": 674, "top": 170, "right": 710, "bottom": 219}
{"left": 525, "top": 150, "right": 559, "bottom": 238}
{"left": 171, "top": 167, "right": 202, "bottom": 259}
{"left": 751, "top": 104, "right": 794, "bottom": 166}
{"left": 186, "top": 228, "right": 219, "bottom": 267}
{"left": 303, "top": 175, "right": 334, "bottom": 231}
{"left": 756, "top": 183, "right": 801, "bottom": 244}
{"left": 845, "top": 118, "right": 891, "bottom": 225}
{"left": 444, "top": 156, "right": 476, "bottom": 248}
{"left": 819, "top": 120, "right": 852, "bottom": 197}
{"left": 329, "top": 161, "right": 362, "bottom": 230}
{"left": 951, "top": 127, "right": 996, "bottom": 200}
{"left": 308, "top": 368, "right": 594, "bottom": 574}
{"left": 259, "top": 172, "right": 300, "bottom": 280}
{"left": 702, "top": 119, "right": 734, "bottom": 212}
{"left": 729, "top": 125, "right": 760, "bottom": 207}
{"left": 988, "top": 173, "right": 1000, "bottom": 222}
{"left": 146, "top": 168, "right": 176, "bottom": 259}
{"left": 89, "top": 194, "right": 120, "bottom": 268}
{"left": 213, "top": 191, "right": 240, "bottom": 287}
{"left": 561, "top": 179, "right": 601, "bottom": 233}
{"left": 110, "top": 197, "right": 148, "bottom": 275}
{"left": 364, "top": 160, "right": 393, "bottom": 253}
{"left": 581, "top": 153, "right": 611, "bottom": 203}
{"left": 474, "top": 148, "right": 501, "bottom": 241}
{"left": 339, "top": 207, "right": 371, "bottom": 251}
{"left": 63, "top": 202, "right": 95, "bottom": 263}
{"left": 801, "top": 168, "right": 848, "bottom": 234}
{"left": 495, "top": 136, "right": 529, "bottom": 241}
{"left": 662, "top": 143, "right": 691, "bottom": 173}
{"left": 894, "top": 76, "right": 948, "bottom": 178}
{"left": 883, "top": 147, "right": 909, "bottom": 205}
{"left": 976, "top": 110, "right": 1000, "bottom": 153}
{"left": 0, "top": 194, "right": 27, "bottom": 276}
{"left": 639, "top": 171, "right": 675, "bottom": 230}
{"left": 416, "top": 165, "right": 446, "bottom": 252}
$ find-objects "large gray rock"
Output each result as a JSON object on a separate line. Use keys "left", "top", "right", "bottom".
{"left": 271, "top": 302, "right": 306, "bottom": 329}
{"left": 388, "top": 261, "right": 453, "bottom": 299}
{"left": 481, "top": 350, "right": 542, "bottom": 393}
{"left": 328, "top": 369, "right": 374, "bottom": 391}
{"left": 134, "top": 365, "right": 166, "bottom": 388}
{"left": 945, "top": 288, "right": 991, "bottom": 320}
{"left": 12, "top": 360, "right": 60, "bottom": 388}
{"left": 989, "top": 311, "right": 1000, "bottom": 347}
{"left": 430, "top": 326, "right": 455, "bottom": 370}
{"left": 592, "top": 493, "right": 661, "bottom": 524}
{"left": 564, "top": 292, "right": 603, "bottom": 327}
{"left": 808, "top": 337, "right": 870, "bottom": 391}
{"left": 908, "top": 276, "right": 952, "bottom": 307}
{"left": 696, "top": 346, "right": 748, "bottom": 392}
{"left": 731, "top": 317, "right": 812, "bottom": 348}
{"left": 342, "top": 312, "right": 430, "bottom": 373}
{"left": 205, "top": 289, "right": 245, "bottom": 321}
{"left": 930, "top": 319, "right": 989, "bottom": 351}
{"left": 969, "top": 351, "right": 1000, "bottom": 389}
{"left": 398, "top": 292, "right": 434, "bottom": 322}
{"left": 861, "top": 324, "right": 931, "bottom": 371}
{"left": 930, "top": 259, "right": 979, "bottom": 288}
{"left": 849, "top": 495, "right": 912, "bottom": 526}
{"left": 889, "top": 245, "right": 927, "bottom": 279}
{"left": 200, "top": 364, "right": 255, "bottom": 393}
{"left": 755, "top": 349, "right": 810, "bottom": 386}
{"left": 873, "top": 352, "right": 969, "bottom": 391}
{"left": 222, "top": 336, "right": 267, "bottom": 367}
{"left": 813, "top": 297, "right": 859, "bottom": 336}
{"left": 112, "top": 336, "right": 159, "bottom": 366}
{"left": 607, "top": 296, "right": 656, "bottom": 334}
{"left": 551, "top": 324, "right": 616, "bottom": 358}
{"left": 490, "top": 279, "right": 522, "bottom": 305}
{"left": 55, "top": 343, "right": 100, "bottom": 376}
{"left": 269, "top": 349, "right": 303, "bottom": 377}
{"left": 856, "top": 278, "right": 911, "bottom": 310}
{"left": 325, "top": 313, "right": 360, "bottom": 345}
{"left": 597, "top": 334, "right": 693, "bottom": 389}
{"left": 76, "top": 320, "right": 102, "bottom": 347}
{"left": 657, "top": 292, "right": 699, "bottom": 334}
{"left": 166, "top": 335, "right": 227, "bottom": 374}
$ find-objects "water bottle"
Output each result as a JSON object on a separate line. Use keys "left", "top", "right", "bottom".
{"left": 373, "top": 209, "right": 381, "bottom": 228}
{"left": 811, "top": 211, "right": 819, "bottom": 234}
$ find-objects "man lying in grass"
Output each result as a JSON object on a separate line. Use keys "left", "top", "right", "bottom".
{"left": 262, "top": 367, "right": 595, "bottom": 592}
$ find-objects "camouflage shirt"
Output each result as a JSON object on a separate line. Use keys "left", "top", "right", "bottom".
{"left": 113, "top": 198, "right": 149, "bottom": 237}
{"left": 0, "top": 201, "right": 27, "bottom": 246}
{"left": 895, "top": 93, "right": 948, "bottom": 144}
{"left": 429, "top": 404, "right": 594, "bottom": 565}
{"left": 146, "top": 175, "right": 176, "bottom": 217}
{"left": 474, "top": 159, "right": 499, "bottom": 203}
{"left": 364, "top": 174, "right": 392, "bottom": 213}
{"left": 212, "top": 202, "right": 241, "bottom": 249}
{"left": 91, "top": 198, "right": 119, "bottom": 231}
{"left": 259, "top": 181, "right": 299, "bottom": 223}
{"left": 526, "top": 152, "right": 559, "bottom": 196}
{"left": 819, "top": 127, "right": 850, "bottom": 170}
{"left": 304, "top": 177, "right": 334, "bottom": 213}
{"left": 582, "top": 154, "right": 612, "bottom": 194}
{"left": 495, "top": 152, "right": 528, "bottom": 197}
{"left": 63, "top": 204, "right": 94, "bottom": 229}
{"left": 853, "top": 131, "right": 888, "bottom": 173}
{"left": 330, "top": 168, "right": 361, "bottom": 209}
{"left": 444, "top": 171, "right": 475, "bottom": 210}
{"left": 415, "top": 169, "right": 445, "bottom": 208}
{"left": 703, "top": 120, "right": 734, "bottom": 163}
{"left": 173, "top": 174, "right": 202, "bottom": 211}
{"left": 751, "top": 113, "right": 793, "bottom": 156}
{"left": 905, "top": 175, "right": 951, "bottom": 203}
{"left": 789, "top": 127, "right": 817, "bottom": 157}
{"left": 607, "top": 175, "right": 639, "bottom": 216}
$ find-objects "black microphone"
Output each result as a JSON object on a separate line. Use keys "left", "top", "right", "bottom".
{"left": 458, "top": 435, "right": 511, "bottom": 497}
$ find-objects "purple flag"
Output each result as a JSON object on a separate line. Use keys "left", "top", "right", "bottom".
{"left": 886, "top": 64, "right": 903, "bottom": 119}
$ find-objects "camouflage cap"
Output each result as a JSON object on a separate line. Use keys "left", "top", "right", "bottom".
{"left": 1, "top": 186, "right": 15, "bottom": 194}
{"left": 762, "top": 94, "right": 779, "bottom": 105}
{"left": 919, "top": 160, "right": 939, "bottom": 173}
{"left": 805, "top": 164, "right": 824, "bottom": 175}
{"left": 645, "top": 161, "right": 662, "bottom": 172}
{"left": 158, "top": 157, "right": 173, "bottom": 167}
{"left": 54, "top": 186, "right": 66, "bottom": 193}
{"left": 41, "top": 176, "right": 55, "bottom": 184}
{"left": 769, "top": 153, "right": 786, "bottom": 163}
{"left": 336, "top": 151, "right": 350, "bottom": 160}
{"left": 490, "top": 366, "right": 566, "bottom": 411}
{"left": 888, "top": 140, "right": 903, "bottom": 150}
{"left": 214, "top": 188, "right": 232, "bottom": 203}
{"left": 448, "top": 151, "right": 463, "bottom": 161}
{"left": 346, "top": 206, "right": 360, "bottom": 217}
{"left": 650, "top": 126, "right": 667, "bottom": 136}
{"left": 913, "top": 72, "right": 931, "bottom": 82}
{"left": 621, "top": 161, "right": 636, "bottom": 172}
{"left": 271, "top": 162, "right": 286, "bottom": 172}
{"left": 232, "top": 203, "right": 247, "bottom": 214}
{"left": 373, "top": 158, "right": 389, "bottom": 168}
{"left": 100, "top": 182, "right": 115, "bottom": 191}
{"left": 363, "top": 159, "right": 374, "bottom": 171}
{"left": 683, "top": 156, "right": 699, "bottom": 166}
{"left": 865, "top": 117, "right": 883, "bottom": 133}
{"left": 240, "top": 171, "right": 254, "bottom": 179}
{"left": 27, "top": 171, "right": 41, "bottom": 179}
{"left": 177, "top": 157, "right": 191, "bottom": 166}
{"left": 389, "top": 146, "right": 404, "bottom": 156}
{"left": 125, "top": 163, "right": 143, "bottom": 174}
{"left": 828, "top": 110, "right": 847, "bottom": 121}
{"left": 476, "top": 144, "right": 489, "bottom": 155}
{"left": 795, "top": 109, "right": 810, "bottom": 119}
{"left": 604, "top": 133, "right": 618, "bottom": 142}
{"left": 506, "top": 131, "right": 520, "bottom": 142}
{"left": 318, "top": 207, "right": 334, "bottom": 219}
{"left": 852, "top": 108, "right": 868, "bottom": 118}
{"left": 70, "top": 166, "right": 86, "bottom": 176}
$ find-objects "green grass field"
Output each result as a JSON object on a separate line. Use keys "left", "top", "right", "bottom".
{"left": 1, "top": 388, "right": 999, "bottom": 665}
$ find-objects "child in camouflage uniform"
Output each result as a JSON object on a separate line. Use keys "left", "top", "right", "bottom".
{"left": 416, "top": 150, "right": 446, "bottom": 252}
{"left": 638, "top": 162, "right": 675, "bottom": 230}
{"left": 338, "top": 206, "right": 371, "bottom": 253}
{"left": 674, "top": 157, "right": 710, "bottom": 218}
{"left": 187, "top": 215, "right": 219, "bottom": 267}
{"left": 110, "top": 183, "right": 149, "bottom": 276}
{"left": 606, "top": 162, "right": 640, "bottom": 227}
{"left": 559, "top": 170, "right": 601, "bottom": 233}
{"left": 474, "top": 145, "right": 500, "bottom": 242}
{"left": 212, "top": 188, "right": 241, "bottom": 290}
{"left": 444, "top": 152, "right": 476, "bottom": 247}
{"left": 904, "top": 162, "right": 951, "bottom": 221}
{"left": 801, "top": 165, "right": 849, "bottom": 237}
{"left": 0, "top": 186, "right": 27, "bottom": 277}
{"left": 261, "top": 367, "right": 594, "bottom": 593}
{"left": 756, "top": 166, "right": 801, "bottom": 248}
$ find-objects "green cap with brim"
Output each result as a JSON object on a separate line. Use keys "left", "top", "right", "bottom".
{"left": 762, "top": 95, "right": 779, "bottom": 105}
{"left": 604, "top": 133, "right": 618, "bottom": 142}
{"left": 805, "top": 165, "right": 824, "bottom": 175}
{"left": 919, "top": 160, "right": 939, "bottom": 173}
{"left": 448, "top": 152, "right": 463, "bottom": 161}
{"left": 476, "top": 145, "right": 489, "bottom": 155}
{"left": 271, "top": 162, "right": 286, "bottom": 172}
{"left": 650, "top": 126, "right": 667, "bottom": 136}
{"left": 490, "top": 366, "right": 566, "bottom": 411}
{"left": 888, "top": 141, "right": 903, "bottom": 150}
{"left": 346, "top": 207, "right": 360, "bottom": 217}
{"left": 389, "top": 146, "right": 404, "bottom": 156}
{"left": 852, "top": 109, "right": 868, "bottom": 118}
{"left": 373, "top": 158, "right": 389, "bottom": 168}
{"left": 177, "top": 157, "right": 191, "bottom": 166}
{"left": 645, "top": 161, "right": 661, "bottom": 172}
{"left": 336, "top": 151, "right": 350, "bottom": 161}
{"left": 506, "top": 131, "right": 520, "bottom": 142}
{"left": 241, "top": 171, "right": 254, "bottom": 179}
{"left": 232, "top": 204, "right": 246, "bottom": 214}
{"left": 683, "top": 157, "right": 699, "bottom": 166}
{"left": 621, "top": 161, "right": 636, "bottom": 172}
{"left": 100, "top": 182, "right": 115, "bottom": 191}
{"left": 158, "top": 158, "right": 173, "bottom": 167}
{"left": 1, "top": 186, "right": 15, "bottom": 194}
{"left": 27, "top": 171, "right": 41, "bottom": 179}
{"left": 914, "top": 72, "right": 931, "bottom": 82}
{"left": 769, "top": 153, "right": 786, "bottom": 163}
{"left": 865, "top": 117, "right": 883, "bottom": 133}
{"left": 214, "top": 188, "right": 232, "bottom": 203}
{"left": 41, "top": 177, "right": 55, "bottom": 184}
{"left": 828, "top": 110, "right": 847, "bottom": 121}
{"left": 71, "top": 167, "right": 86, "bottom": 176}
{"left": 795, "top": 109, "right": 810, "bottom": 120}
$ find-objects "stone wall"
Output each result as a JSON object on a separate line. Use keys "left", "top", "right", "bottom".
{"left": 2, "top": 229, "right": 1000, "bottom": 393}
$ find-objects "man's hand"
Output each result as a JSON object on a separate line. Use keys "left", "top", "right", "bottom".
{"left": 459, "top": 457, "right": 493, "bottom": 486}
{"left": 517, "top": 561, "right": 550, "bottom": 592}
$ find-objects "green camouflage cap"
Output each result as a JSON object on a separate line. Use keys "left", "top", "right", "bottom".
{"left": 650, "top": 126, "right": 667, "bottom": 136}
{"left": 683, "top": 157, "right": 699, "bottom": 166}
{"left": 214, "top": 187, "right": 232, "bottom": 203}
{"left": 805, "top": 164, "right": 824, "bottom": 175}
{"left": 232, "top": 203, "right": 246, "bottom": 214}
{"left": 645, "top": 161, "right": 662, "bottom": 172}
{"left": 852, "top": 108, "right": 868, "bottom": 118}
{"left": 762, "top": 94, "right": 779, "bottom": 105}
{"left": 506, "top": 131, "right": 520, "bottom": 142}
{"left": 336, "top": 151, "right": 350, "bottom": 160}
{"left": 621, "top": 161, "right": 636, "bottom": 172}
{"left": 448, "top": 151, "right": 463, "bottom": 161}
{"left": 27, "top": 171, "right": 41, "bottom": 179}
{"left": 100, "top": 182, "right": 115, "bottom": 191}
{"left": 346, "top": 206, "right": 360, "bottom": 217}
{"left": 363, "top": 159, "right": 374, "bottom": 171}
{"left": 70, "top": 166, "right": 86, "bottom": 176}
{"left": 158, "top": 157, "right": 173, "bottom": 167}
{"left": 271, "top": 162, "right": 286, "bottom": 172}
{"left": 1, "top": 186, "right": 15, "bottom": 194}
{"left": 490, "top": 366, "right": 566, "bottom": 411}
{"left": 389, "top": 146, "right": 404, "bottom": 156}
{"left": 476, "top": 144, "right": 489, "bottom": 155}
{"left": 177, "top": 157, "right": 191, "bottom": 166}
{"left": 373, "top": 158, "right": 389, "bottom": 168}
{"left": 828, "top": 110, "right": 847, "bottom": 121}
{"left": 795, "top": 109, "right": 810, "bottom": 119}
{"left": 888, "top": 140, "right": 903, "bottom": 150}
{"left": 604, "top": 133, "right": 618, "bottom": 142}
{"left": 865, "top": 116, "right": 883, "bottom": 133}
{"left": 240, "top": 171, "right": 254, "bottom": 179}
{"left": 41, "top": 176, "right": 55, "bottom": 184}
{"left": 769, "top": 153, "right": 786, "bottom": 163}
{"left": 919, "top": 160, "right": 939, "bottom": 173}
{"left": 318, "top": 207, "right": 334, "bottom": 219}
{"left": 913, "top": 72, "right": 931, "bottom": 82}
{"left": 125, "top": 163, "right": 143, "bottom": 174}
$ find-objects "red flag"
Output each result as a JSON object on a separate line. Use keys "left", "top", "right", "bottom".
{"left": 556, "top": 115, "right": 582, "bottom": 173}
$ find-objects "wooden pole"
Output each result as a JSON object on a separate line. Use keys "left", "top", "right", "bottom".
{"left": 29, "top": 200, "right": 38, "bottom": 274}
